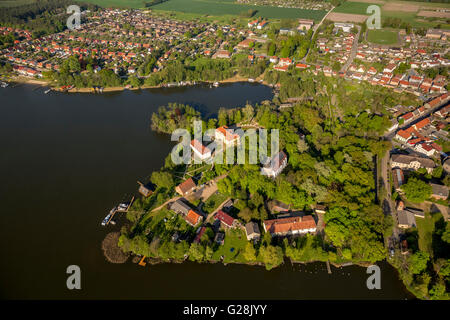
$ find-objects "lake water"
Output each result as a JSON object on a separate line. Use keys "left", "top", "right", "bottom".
{"left": 0, "top": 82, "right": 413, "bottom": 299}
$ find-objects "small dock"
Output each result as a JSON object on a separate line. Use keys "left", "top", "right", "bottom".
{"left": 138, "top": 256, "right": 147, "bottom": 267}
{"left": 103, "top": 196, "right": 135, "bottom": 226}
{"left": 326, "top": 260, "right": 332, "bottom": 274}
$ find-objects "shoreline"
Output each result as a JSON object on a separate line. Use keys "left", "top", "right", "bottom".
{"left": 5, "top": 74, "right": 271, "bottom": 93}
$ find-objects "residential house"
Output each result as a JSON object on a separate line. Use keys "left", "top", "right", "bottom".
{"left": 261, "top": 151, "right": 288, "bottom": 178}
{"left": 175, "top": 178, "right": 196, "bottom": 196}
{"left": 185, "top": 209, "right": 203, "bottom": 227}
{"left": 430, "top": 183, "right": 449, "bottom": 200}
{"left": 390, "top": 154, "right": 436, "bottom": 174}
{"left": 392, "top": 168, "right": 405, "bottom": 191}
{"left": 169, "top": 199, "right": 192, "bottom": 215}
{"left": 245, "top": 222, "right": 261, "bottom": 241}
{"left": 215, "top": 210, "right": 237, "bottom": 229}
{"left": 190, "top": 139, "right": 212, "bottom": 161}
{"left": 137, "top": 181, "right": 155, "bottom": 197}
{"left": 215, "top": 126, "right": 240, "bottom": 146}
{"left": 263, "top": 215, "right": 317, "bottom": 237}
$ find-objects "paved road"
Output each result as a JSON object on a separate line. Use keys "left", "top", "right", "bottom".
{"left": 301, "top": 6, "right": 335, "bottom": 63}
{"left": 380, "top": 149, "right": 400, "bottom": 239}
{"left": 340, "top": 25, "right": 361, "bottom": 73}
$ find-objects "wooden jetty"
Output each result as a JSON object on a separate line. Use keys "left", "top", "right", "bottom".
{"left": 326, "top": 260, "right": 332, "bottom": 274}
{"left": 138, "top": 256, "right": 147, "bottom": 267}
{"left": 103, "top": 196, "right": 135, "bottom": 226}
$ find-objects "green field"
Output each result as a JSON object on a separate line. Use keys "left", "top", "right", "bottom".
{"left": 78, "top": 0, "right": 147, "bottom": 8}
{"left": 416, "top": 211, "right": 444, "bottom": 257}
{"left": 0, "top": 0, "right": 35, "bottom": 7}
{"left": 151, "top": 0, "right": 327, "bottom": 21}
{"left": 333, "top": 0, "right": 450, "bottom": 28}
{"left": 79, "top": 0, "right": 327, "bottom": 21}
{"left": 367, "top": 29, "right": 398, "bottom": 45}
{"left": 333, "top": 1, "right": 371, "bottom": 15}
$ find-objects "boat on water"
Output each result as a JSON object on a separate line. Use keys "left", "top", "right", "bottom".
{"left": 213, "top": 82, "right": 219, "bottom": 87}
{"left": 1, "top": 81, "right": 8, "bottom": 88}
{"left": 44, "top": 89, "right": 51, "bottom": 94}
{"left": 101, "top": 207, "right": 117, "bottom": 226}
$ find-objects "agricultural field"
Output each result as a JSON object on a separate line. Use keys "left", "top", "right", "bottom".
{"left": 78, "top": 0, "right": 147, "bottom": 8}
{"left": 333, "top": 1, "right": 372, "bottom": 15}
{"left": 367, "top": 28, "right": 398, "bottom": 45}
{"left": 151, "top": 0, "right": 328, "bottom": 21}
{"left": 333, "top": 0, "right": 450, "bottom": 28}
{"left": 0, "top": 0, "right": 36, "bottom": 7}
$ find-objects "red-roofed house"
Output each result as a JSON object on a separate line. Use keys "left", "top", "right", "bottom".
{"left": 413, "top": 117, "right": 431, "bottom": 130}
{"left": 215, "top": 210, "right": 237, "bottom": 228}
{"left": 263, "top": 215, "right": 316, "bottom": 237}
{"left": 185, "top": 210, "right": 203, "bottom": 227}
{"left": 215, "top": 126, "right": 240, "bottom": 146}
{"left": 190, "top": 139, "right": 212, "bottom": 161}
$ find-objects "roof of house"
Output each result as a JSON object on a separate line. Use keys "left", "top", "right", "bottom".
{"left": 430, "top": 183, "right": 449, "bottom": 198}
{"left": 391, "top": 154, "right": 436, "bottom": 169}
{"left": 397, "top": 210, "right": 416, "bottom": 227}
{"left": 414, "top": 117, "right": 431, "bottom": 129}
{"left": 264, "top": 151, "right": 287, "bottom": 172}
{"left": 191, "top": 139, "right": 211, "bottom": 155}
{"left": 215, "top": 210, "right": 235, "bottom": 227}
{"left": 264, "top": 215, "right": 316, "bottom": 234}
{"left": 245, "top": 222, "right": 260, "bottom": 236}
{"left": 194, "top": 226, "right": 206, "bottom": 243}
{"left": 185, "top": 209, "right": 202, "bottom": 226}
{"left": 268, "top": 200, "right": 290, "bottom": 212}
{"left": 176, "top": 178, "right": 196, "bottom": 194}
{"left": 169, "top": 199, "right": 191, "bottom": 215}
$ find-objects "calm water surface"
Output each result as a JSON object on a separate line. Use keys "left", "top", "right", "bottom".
{"left": 0, "top": 82, "right": 412, "bottom": 299}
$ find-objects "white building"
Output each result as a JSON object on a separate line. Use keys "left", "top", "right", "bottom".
{"left": 190, "top": 139, "right": 212, "bottom": 161}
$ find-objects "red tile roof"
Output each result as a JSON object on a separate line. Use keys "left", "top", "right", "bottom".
{"left": 264, "top": 215, "right": 316, "bottom": 235}
{"left": 185, "top": 210, "right": 202, "bottom": 226}
{"left": 215, "top": 210, "right": 235, "bottom": 227}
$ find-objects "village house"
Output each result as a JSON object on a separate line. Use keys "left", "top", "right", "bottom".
{"left": 215, "top": 126, "right": 240, "bottom": 146}
{"left": 268, "top": 200, "right": 290, "bottom": 214}
{"left": 185, "top": 209, "right": 203, "bottom": 227}
{"left": 430, "top": 183, "right": 449, "bottom": 200}
{"left": 137, "top": 181, "right": 155, "bottom": 197}
{"left": 244, "top": 222, "right": 261, "bottom": 241}
{"left": 175, "top": 178, "right": 196, "bottom": 196}
{"left": 392, "top": 168, "right": 405, "bottom": 191}
{"left": 261, "top": 151, "right": 288, "bottom": 178}
{"left": 390, "top": 154, "right": 436, "bottom": 174}
{"left": 297, "top": 19, "right": 314, "bottom": 31}
{"left": 215, "top": 210, "right": 238, "bottom": 229}
{"left": 397, "top": 209, "right": 417, "bottom": 229}
{"left": 190, "top": 139, "right": 212, "bottom": 161}
{"left": 263, "top": 215, "right": 317, "bottom": 237}
{"left": 169, "top": 199, "right": 192, "bottom": 216}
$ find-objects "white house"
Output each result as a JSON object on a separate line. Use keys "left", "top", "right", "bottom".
{"left": 215, "top": 126, "right": 240, "bottom": 146}
{"left": 190, "top": 139, "right": 212, "bottom": 161}
{"left": 261, "top": 151, "right": 287, "bottom": 178}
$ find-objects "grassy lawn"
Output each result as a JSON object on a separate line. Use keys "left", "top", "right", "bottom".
{"left": 333, "top": 1, "right": 371, "bottom": 15}
{"left": 416, "top": 211, "right": 443, "bottom": 256}
{"left": 211, "top": 228, "right": 251, "bottom": 263}
{"left": 202, "top": 191, "right": 228, "bottom": 214}
{"left": 367, "top": 29, "right": 398, "bottom": 45}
